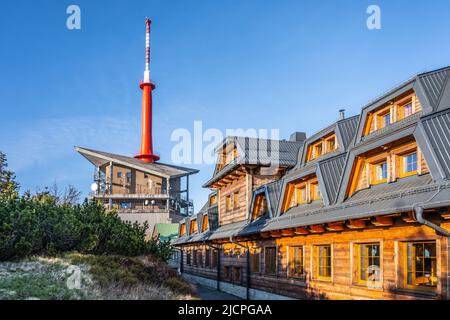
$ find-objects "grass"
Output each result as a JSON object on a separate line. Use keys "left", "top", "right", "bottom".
{"left": 0, "top": 253, "right": 197, "bottom": 300}
{"left": 0, "top": 261, "right": 92, "bottom": 300}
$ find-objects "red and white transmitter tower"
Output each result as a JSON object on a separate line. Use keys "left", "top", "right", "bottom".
{"left": 135, "top": 18, "right": 160, "bottom": 163}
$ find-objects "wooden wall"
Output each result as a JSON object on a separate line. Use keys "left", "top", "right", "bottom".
{"left": 181, "top": 220, "right": 450, "bottom": 300}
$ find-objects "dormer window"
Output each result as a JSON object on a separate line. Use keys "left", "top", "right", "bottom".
{"left": 189, "top": 219, "right": 198, "bottom": 234}
{"left": 400, "top": 152, "right": 418, "bottom": 177}
{"left": 296, "top": 186, "right": 307, "bottom": 204}
{"left": 282, "top": 175, "right": 322, "bottom": 213}
{"left": 179, "top": 223, "right": 186, "bottom": 236}
{"left": 348, "top": 140, "right": 429, "bottom": 196}
{"left": 326, "top": 136, "right": 336, "bottom": 151}
{"left": 201, "top": 215, "right": 209, "bottom": 232}
{"left": 381, "top": 112, "right": 391, "bottom": 128}
{"left": 307, "top": 133, "right": 338, "bottom": 162}
{"left": 364, "top": 93, "right": 422, "bottom": 136}
{"left": 401, "top": 101, "right": 413, "bottom": 118}
{"left": 311, "top": 182, "right": 321, "bottom": 201}
{"left": 313, "top": 143, "right": 323, "bottom": 159}
{"left": 252, "top": 194, "right": 268, "bottom": 220}
{"left": 372, "top": 161, "right": 388, "bottom": 184}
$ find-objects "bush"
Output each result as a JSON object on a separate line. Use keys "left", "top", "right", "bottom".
{"left": 0, "top": 197, "right": 175, "bottom": 261}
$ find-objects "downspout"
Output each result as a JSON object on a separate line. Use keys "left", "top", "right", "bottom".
{"left": 203, "top": 241, "right": 222, "bottom": 291}
{"left": 413, "top": 186, "right": 450, "bottom": 300}
{"left": 413, "top": 206, "right": 450, "bottom": 237}
{"left": 229, "top": 235, "right": 250, "bottom": 300}
{"left": 413, "top": 205, "right": 450, "bottom": 300}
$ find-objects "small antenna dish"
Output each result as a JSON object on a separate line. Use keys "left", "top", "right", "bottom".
{"left": 90, "top": 183, "right": 98, "bottom": 192}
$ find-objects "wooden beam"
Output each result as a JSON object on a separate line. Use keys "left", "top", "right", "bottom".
{"left": 294, "top": 227, "right": 309, "bottom": 235}
{"left": 326, "top": 221, "right": 345, "bottom": 232}
{"left": 281, "top": 228, "right": 295, "bottom": 236}
{"left": 270, "top": 230, "right": 282, "bottom": 238}
{"left": 346, "top": 219, "right": 366, "bottom": 229}
{"left": 309, "top": 225, "right": 325, "bottom": 233}
{"left": 371, "top": 216, "right": 393, "bottom": 227}
{"left": 401, "top": 212, "right": 417, "bottom": 223}
{"left": 439, "top": 208, "right": 450, "bottom": 220}
{"left": 260, "top": 232, "right": 271, "bottom": 239}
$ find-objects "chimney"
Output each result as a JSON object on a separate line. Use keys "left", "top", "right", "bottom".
{"left": 289, "top": 131, "right": 307, "bottom": 143}
{"left": 135, "top": 18, "right": 160, "bottom": 163}
{"left": 339, "top": 109, "right": 346, "bottom": 120}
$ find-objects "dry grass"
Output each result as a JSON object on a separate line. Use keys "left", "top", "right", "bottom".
{"left": 0, "top": 253, "right": 196, "bottom": 300}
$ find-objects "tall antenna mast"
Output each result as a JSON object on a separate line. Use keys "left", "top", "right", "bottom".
{"left": 135, "top": 18, "right": 160, "bottom": 163}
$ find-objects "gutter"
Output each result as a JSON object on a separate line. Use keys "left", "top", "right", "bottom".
{"left": 229, "top": 235, "right": 251, "bottom": 300}
{"left": 413, "top": 187, "right": 450, "bottom": 300}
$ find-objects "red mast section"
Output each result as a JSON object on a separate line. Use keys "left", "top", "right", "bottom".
{"left": 135, "top": 18, "right": 160, "bottom": 163}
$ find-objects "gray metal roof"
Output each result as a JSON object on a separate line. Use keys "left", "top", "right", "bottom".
{"left": 175, "top": 66, "right": 450, "bottom": 246}
{"left": 418, "top": 67, "right": 450, "bottom": 109}
{"left": 298, "top": 115, "right": 358, "bottom": 166}
{"left": 248, "top": 180, "right": 282, "bottom": 220}
{"left": 337, "top": 116, "right": 360, "bottom": 149}
{"left": 75, "top": 146, "right": 198, "bottom": 179}
{"left": 317, "top": 153, "right": 347, "bottom": 204}
{"left": 261, "top": 174, "right": 448, "bottom": 233}
{"left": 266, "top": 180, "right": 282, "bottom": 215}
{"left": 420, "top": 108, "right": 450, "bottom": 179}
{"left": 204, "top": 137, "right": 303, "bottom": 187}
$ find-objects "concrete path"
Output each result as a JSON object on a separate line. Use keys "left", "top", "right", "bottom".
{"left": 193, "top": 284, "right": 242, "bottom": 300}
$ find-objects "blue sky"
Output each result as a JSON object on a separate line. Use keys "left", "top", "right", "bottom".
{"left": 1, "top": 0, "right": 450, "bottom": 211}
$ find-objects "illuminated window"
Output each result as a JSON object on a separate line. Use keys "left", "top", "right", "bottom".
{"left": 252, "top": 194, "right": 268, "bottom": 220}
{"left": 356, "top": 243, "right": 381, "bottom": 286}
{"left": 382, "top": 113, "right": 391, "bottom": 127}
{"left": 264, "top": 247, "right": 277, "bottom": 275}
{"left": 402, "top": 102, "right": 413, "bottom": 118}
{"left": 375, "top": 162, "right": 388, "bottom": 182}
{"left": 288, "top": 246, "right": 304, "bottom": 278}
{"left": 314, "top": 143, "right": 323, "bottom": 159}
{"left": 403, "top": 153, "right": 418, "bottom": 175}
{"left": 405, "top": 241, "right": 437, "bottom": 288}
{"left": 201, "top": 215, "right": 209, "bottom": 232}
{"left": 311, "top": 183, "right": 321, "bottom": 201}
{"left": 314, "top": 245, "right": 332, "bottom": 280}
{"left": 209, "top": 194, "right": 217, "bottom": 206}
{"left": 326, "top": 137, "right": 336, "bottom": 151}
{"left": 296, "top": 186, "right": 307, "bottom": 204}
{"left": 179, "top": 223, "right": 186, "bottom": 236}
{"left": 189, "top": 219, "right": 198, "bottom": 234}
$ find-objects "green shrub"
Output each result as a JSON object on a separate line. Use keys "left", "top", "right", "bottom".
{"left": 0, "top": 197, "right": 175, "bottom": 261}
